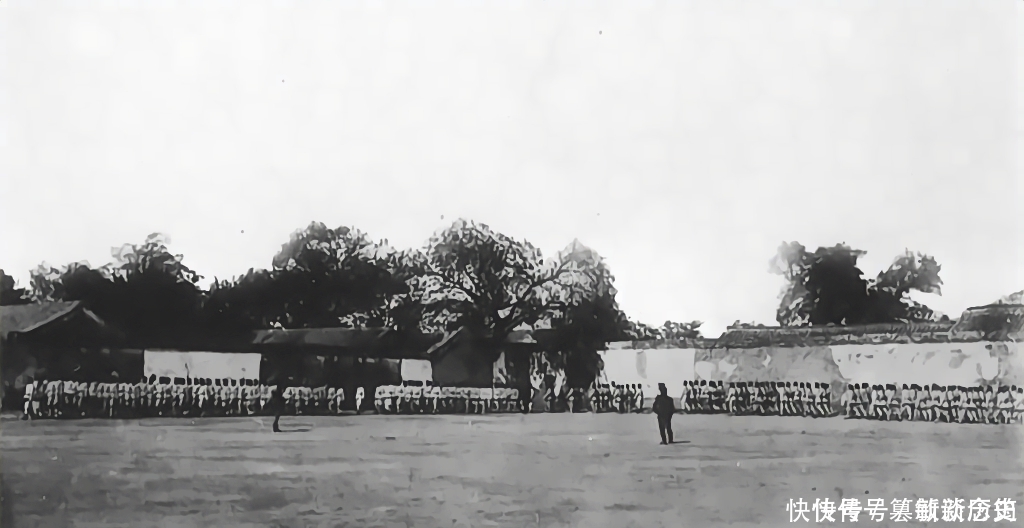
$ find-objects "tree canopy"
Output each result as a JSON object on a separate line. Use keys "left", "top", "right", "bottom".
{"left": 12, "top": 220, "right": 700, "bottom": 356}
{"left": 11, "top": 222, "right": 962, "bottom": 355}
{"left": 0, "top": 269, "right": 31, "bottom": 306}
{"left": 203, "top": 222, "right": 421, "bottom": 334}
{"left": 541, "top": 240, "right": 631, "bottom": 387}
{"left": 403, "top": 220, "right": 607, "bottom": 345}
{"left": 28, "top": 234, "right": 206, "bottom": 344}
{"left": 769, "top": 241, "right": 945, "bottom": 326}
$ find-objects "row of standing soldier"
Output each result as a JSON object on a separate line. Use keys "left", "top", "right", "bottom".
{"left": 374, "top": 383, "right": 646, "bottom": 414}
{"left": 842, "top": 383, "right": 1024, "bottom": 424}
{"left": 565, "top": 383, "right": 645, "bottom": 413}
{"left": 373, "top": 385, "right": 522, "bottom": 414}
{"left": 21, "top": 379, "right": 373, "bottom": 419}
{"left": 682, "top": 380, "right": 835, "bottom": 417}
{"left": 22, "top": 377, "right": 1023, "bottom": 423}
{"left": 18, "top": 378, "right": 837, "bottom": 419}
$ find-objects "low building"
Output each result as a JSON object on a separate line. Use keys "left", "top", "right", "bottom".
{"left": 425, "top": 327, "right": 557, "bottom": 387}
{"left": 250, "top": 326, "right": 433, "bottom": 389}
{"left": 1, "top": 301, "right": 126, "bottom": 408}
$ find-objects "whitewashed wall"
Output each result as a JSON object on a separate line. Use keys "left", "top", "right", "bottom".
{"left": 598, "top": 348, "right": 696, "bottom": 399}
{"left": 143, "top": 351, "right": 261, "bottom": 381}
{"left": 400, "top": 359, "right": 433, "bottom": 382}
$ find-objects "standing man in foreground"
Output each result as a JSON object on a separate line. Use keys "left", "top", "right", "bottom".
{"left": 652, "top": 383, "right": 676, "bottom": 445}
{"left": 270, "top": 386, "right": 286, "bottom": 433}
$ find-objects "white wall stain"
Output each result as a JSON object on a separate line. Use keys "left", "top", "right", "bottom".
{"left": 602, "top": 341, "right": 1023, "bottom": 389}
{"left": 829, "top": 342, "right": 1014, "bottom": 386}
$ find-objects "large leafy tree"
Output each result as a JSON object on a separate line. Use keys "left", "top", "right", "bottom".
{"left": 769, "top": 241, "right": 944, "bottom": 326}
{"left": 29, "top": 262, "right": 111, "bottom": 305}
{"left": 544, "top": 240, "right": 632, "bottom": 387}
{"left": 202, "top": 268, "right": 285, "bottom": 332}
{"left": 540, "top": 238, "right": 705, "bottom": 386}
{"left": 29, "top": 233, "right": 205, "bottom": 344}
{"left": 382, "top": 248, "right": 440, "bottom": 334}
{"left": 0, "top": 269, "right": 30, "bottom": 305}
{"left": 408, "top": 220, "right": 604, "bottom": 350}
{"left": 204, "top": 222, "right": 410, "bottom": 331}
{"left": 865, "top": 251, "right": 944, "bottom": 322}
{"left": 269, "top": 222, "right": 406, "bottom": 328}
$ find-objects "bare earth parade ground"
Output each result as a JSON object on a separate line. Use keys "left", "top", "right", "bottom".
{"left": 2, "top": 414, "right": 1022, "bottom": 528}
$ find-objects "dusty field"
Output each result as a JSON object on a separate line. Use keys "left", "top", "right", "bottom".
{"left": 2, "top": 413, "right": 1022, "bottom": 528}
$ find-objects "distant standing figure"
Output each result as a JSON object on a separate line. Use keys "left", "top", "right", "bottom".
{"left": 270, "top": 387, "right": 285, "bottom": 433}
{"left": 355, "top": 386, "right": 365, "bottom": 415}
{"left": 652, "top": 383, "right": 676, "bottom": 445}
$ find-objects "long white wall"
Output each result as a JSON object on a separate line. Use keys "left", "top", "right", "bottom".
{"left": 830, "top": 342, "right": 1016, "bottom": 386}
{"left": 599, "top": 348, "right": 695, "bottom": 398}
{"left": 143, "top": 350, "right": 261, "bottom": 381}
{"left": 601, "top": 340, "right": 1023, "bottom": 391}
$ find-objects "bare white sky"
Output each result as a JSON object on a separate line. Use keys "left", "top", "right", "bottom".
{"left": 2, "top": 0, "right": 1021, "bottom": 336}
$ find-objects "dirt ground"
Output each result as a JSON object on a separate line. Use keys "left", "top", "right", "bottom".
{"left": 2, "top": 413, "right": 1021, "bottom": 528}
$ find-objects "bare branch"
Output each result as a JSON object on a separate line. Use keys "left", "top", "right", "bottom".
{"left": 419, "top": 264, "right": 486, "bottom": 306}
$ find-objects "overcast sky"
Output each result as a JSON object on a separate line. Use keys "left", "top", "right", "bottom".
{"left": 2, "top": 0, "right": 1021, "bottom": 336}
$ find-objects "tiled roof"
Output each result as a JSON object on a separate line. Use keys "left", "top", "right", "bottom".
{"left": 252, "top": 327, "right": 391, "bottom": 348}
{"left": 606, "top": 337, "right": 717, "bottom": 350}
{"left": 425, "top": 327, "right": 558, "bottom": 360}
{"left": 1, "top": 301, "right": 88, "bottom": 340}
{"left": 952, "top": 304, "right": 1024, "bottom": 340}
{"left": 605, "top": 316, "right": 1021, "bottom": 349}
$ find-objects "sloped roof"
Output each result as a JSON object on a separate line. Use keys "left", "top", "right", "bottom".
{"left": 711, "top": 321, "right": 966, "bottom": 348}
{"left": 425, "top": 327, "right": 557, "bottom": 360}
{"left": 952, "top": 304, "right": 1024, "bottom": 340}
{"left": 606, "top": 337, "right": 717, "bottom": 350}
{"left": 252, "top": 327, "right": 392, "bottom": 348}
{"left": 1, "top": 301, "right": 108, "bottom": 340}
{"left": 426, "top": 328, "right": 464, "bottom": 357}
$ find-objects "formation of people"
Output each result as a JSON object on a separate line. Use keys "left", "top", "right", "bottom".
{"left": 566, "top": 383, "right": 645, "bottom": 413}
{"left": 680, "top": 380, "right": 835, "bottom": 417}
{"left": 842, "top": 383, "right": 1024, "bottom": 424}
{"left": 21, "top": 376, "right": 1023, "bottom": 424}
{"left": 373, "top": 383, "right": 522, "bottom": 414}
{"left": 20, "top": 377, "right": 375, "bottom": 420}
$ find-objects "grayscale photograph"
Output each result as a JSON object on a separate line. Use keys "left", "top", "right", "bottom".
{"left": 1, "top": 1, "right": 1021, "bottom": 526}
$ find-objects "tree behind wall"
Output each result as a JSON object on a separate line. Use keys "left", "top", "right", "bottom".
{"left": 546, "top": 240, "right": 632, "bottom": 388}
{"left": 625, "top": 320, "right": 703, "bottom": 340}
{"left": 407, "top": 220, "right": 606, "bottom": 353}
{"left": 769, "top": 241, "right": 944, "bottom": 326}
{"left": 28, "top": 233, "right": 205, "bottom": 345}
{"left": 202, "top": 222, "right": 412, "bottom": 332}
{"left": 270, "top": 222, "right": 408, "bottom": 328}
{"left": 0, "top": 270, "right": 30, "bottom": 306}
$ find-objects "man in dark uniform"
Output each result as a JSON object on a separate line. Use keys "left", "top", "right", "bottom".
{"left": 270, "top": 386, "right": 286, "bottom": 433}
{"left": 709, "top": 381, "right": 720, "bottom": 413}
{"left": 652, "top": 383, "right": 676, "bottom": 445}
{"left": 735, "top": 382, "right": 748, "bottom": 415}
